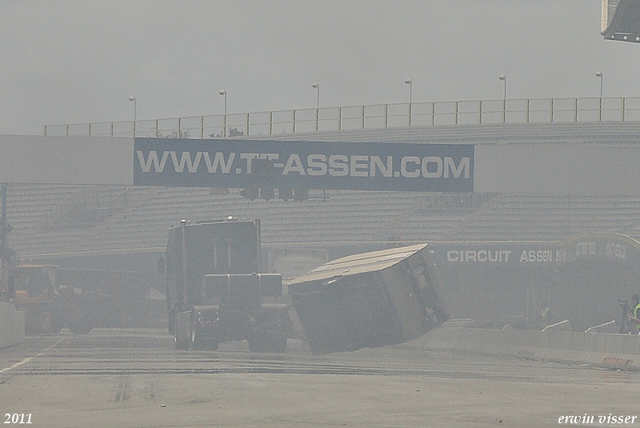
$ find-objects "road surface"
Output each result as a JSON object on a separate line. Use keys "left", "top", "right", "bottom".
{"left": 1, "top": 328, "right": 638, "bottom": 427}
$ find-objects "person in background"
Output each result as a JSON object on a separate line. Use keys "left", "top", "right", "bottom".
{"left": 631, "top": 294, "right": 640, "bottom": 334}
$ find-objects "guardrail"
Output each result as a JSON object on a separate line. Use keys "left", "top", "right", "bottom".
{"left": 43, "top": 96, "right": 640, "bottom": 139}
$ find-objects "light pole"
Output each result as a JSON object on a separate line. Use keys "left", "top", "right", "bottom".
{"left": 405, "top": 79, "right": 412, "bottom": 126}
{"left": 128, "top": 96, "right": 136, "bottom": 135}
{"left": 219, "top": 89, "right": 227, "bottom": 137}
{"left": 499, "top": 75, "right": 507, "bottom": 100}
{"left": 311, "top": 83, "right": 320, "bottom": 109}
{"left": 1, "top": 184, "right": 6, "bottom": 246}
{"left": 312, "top": 83, "right": 320, "bottom": 131}
{"left": 596, "top": 71, "right": 603, "bottom": 121}
{"left": 499, "top": 75, "right": 507, "bottom": 122}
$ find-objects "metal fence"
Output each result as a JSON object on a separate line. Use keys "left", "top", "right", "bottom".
{"left": 43, "top": 96, "right": 640, "bottom": 139}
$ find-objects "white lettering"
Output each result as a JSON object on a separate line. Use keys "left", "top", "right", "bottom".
{"left": 260, "top": 153, "right": 279, "bottom": 161}
{"left": 445, "top": 157, "right": 470, "bottom": 179}
{"left": 240, "top": 153, "right": 259, "bottom": 173}
{"left": 307, "top": 154, "right": 327, "bottom": 176}
{"left": 350, "top": 155, "right": 369, "bottom": 177}
{"left": 421, "top": 156, "right": 443, "bottom": 178}
{"left": 370, "top": 156, "right": 393, "bottom": 177}
{"left": 400, "top": 156, "right": 470, "bottom": 179}
{"left": 282, "top": 154, "right": 306, "bottom": 175}
{"left": 137, "top": 149, "right": 472, "bottom": 184}
{"left": 401, "top": 156, "right": 421, "bottom": 178}
{"left": 136, "top": 150, "right": 170, "bottom": 172}
{"left": 606, "top": 242, "right": 627, "bottom": 259}
{"left": 576, "top": 241, "right": 596, "bottom": 256}
{"left": 329, "top": 155, "right": 349, "bottom": 177}
{"left": 519, "top": 250, "right": 553, "bottom": 263}
{"left": 170, "top": 151, "right": 202, "bottom": 173}
{"left": 203, "top": 152, "right": 235, "bottom": 173}
{"left": 446, "top": 250, "right": 511, "bottom": 263}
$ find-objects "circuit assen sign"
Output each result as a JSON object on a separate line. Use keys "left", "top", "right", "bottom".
{"left": 431, "top": 242, "right": 558, "bottom": 266}
{"left": 429, "top": 233, "right": 640, "bottom": 271}
{"left": 133, "top": 138, "right": 474, "bottom": 192}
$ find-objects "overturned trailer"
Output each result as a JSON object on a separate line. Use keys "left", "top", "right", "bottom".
{"left": 289, "top": 243, "right": 449, "bottom": 354}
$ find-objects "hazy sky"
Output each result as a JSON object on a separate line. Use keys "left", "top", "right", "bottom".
{"left": 0, "top": 0, "right": 634, "bottom": 135}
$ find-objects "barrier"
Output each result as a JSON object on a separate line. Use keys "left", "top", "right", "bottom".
{"left": 0, "top": 302, "right": 25, "bottom": 349}
{"left": 420, "top": 327, "right": 640, "bottom": 370}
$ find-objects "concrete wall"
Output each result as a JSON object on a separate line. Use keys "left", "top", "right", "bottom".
{"left": 0, "top": 135, "right": 133, "bottom": 185}
{"left": 474, "top": 143, "right": 640, "bottom": 195}
{"left": 4, "top": 122, "right": 640, "bottom": 195}
{"left": 0, "top": 301, "right": 25, "bottom": 349}
{"left": 420, "top": 327, "right": 640, "bottom": 370}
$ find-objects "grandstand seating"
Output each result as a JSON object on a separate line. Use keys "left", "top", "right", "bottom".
{"left": 6, "top": 121, "right": 640, "bottom": 258}
{"left": 5, "top": 181, "right": 640, "bottom": 259}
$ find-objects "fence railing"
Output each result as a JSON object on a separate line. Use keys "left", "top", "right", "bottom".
{"left": 43, "top": 96, "right": 640, "bottom": 139}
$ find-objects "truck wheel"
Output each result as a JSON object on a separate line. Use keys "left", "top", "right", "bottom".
{"left": 168, "top": 309, "right": 176, "bottom": 334}
{"left": 248, "top": 337, "right": 261, "bottom": 353}
{"left": 174, "top": 332, "right": 190, "bottom": 350}
{"left": 191, "top": 326, "right": 204, "bottom": 350}
{"left": 68, "top": 321, "right": 93, "bottom": 335}
{"left": 173, "top": 318, "right": 191, "bottom": 350}
{"left": 249, "top": 332, "right": 287, "bottom": 353}
{"left": 268, "top": 335, "right": 287, "bottom": 353}
{"left": 38, "top": 308, "right": 62, "bottom": 335}
{"left": 205, "top": 339, "right": 219, "bottom": 351}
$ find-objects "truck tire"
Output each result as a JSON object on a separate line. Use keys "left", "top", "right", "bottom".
{"left": 174, "top": 332, "right": 190, "bottom": 350}
{"left": 268, "top": 334, "right": 287, "bottom": 353}
{"left": 191, "top": 334, "right": 219, "bottom": 351}
{"left": 248, "top": 332, "right": 287, "bottom": 353}
{"left": 68, "top": 321, "right": 93, "bottom": 335}
{"left": 191, "top": 324, "right": 204, "bottom": 350}
{"left": 173, "top": 318, "right": 191, "bottom": 350}
{"left": 205, "top": 339, "right": 219, "bottom": 351}
{"left": 168, "top": 309, "right": 176, "bottom": 334}
{"left": 37, "top": 308, "right": 62, "bottom": 335}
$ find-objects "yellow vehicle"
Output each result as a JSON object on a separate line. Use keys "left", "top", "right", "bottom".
{"left": 14, "top": 265, "right": 145, "bottom": 335}
{"left": 14, "top": 265, "right": 65, "bottom": 335}
{"left": 0, "top": 243, "right": 14, "bottom": 302}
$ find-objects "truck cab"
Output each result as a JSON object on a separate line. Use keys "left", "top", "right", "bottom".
{"left": 164, "top": 218, "right": 290, "bottom": 352}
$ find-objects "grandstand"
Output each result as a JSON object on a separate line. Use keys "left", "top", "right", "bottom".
{"left": 6, "top": 120, "right": 640, "bottom": 258}
{"left": 6, "top": 184, "right": 640, "bottom": 257}
{"left": 7, "top": 119, "right": 640, "bottom": 330}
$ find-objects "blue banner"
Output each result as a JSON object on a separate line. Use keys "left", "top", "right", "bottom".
{"left": 133, "top": 138, "right": 474, "bottom": 192}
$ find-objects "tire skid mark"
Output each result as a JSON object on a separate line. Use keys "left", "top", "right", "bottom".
{"left": 111, "top": 375, "right": 158, "bottom": 403}
{"left": 112, "top": 376, "right": 131, "bottom": 402}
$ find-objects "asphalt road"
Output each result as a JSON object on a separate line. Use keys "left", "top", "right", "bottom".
{"left": 0, "top": 328, "right": 638, "bottom": 428}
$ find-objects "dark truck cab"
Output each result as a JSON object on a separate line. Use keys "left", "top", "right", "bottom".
{"left": 164, "top": 218, "right": 289, "bottom": 352}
